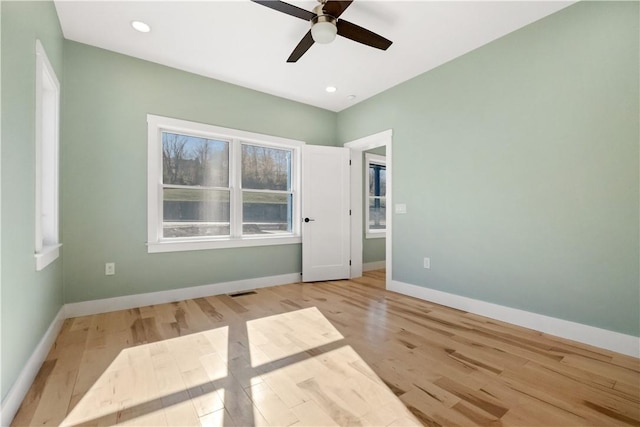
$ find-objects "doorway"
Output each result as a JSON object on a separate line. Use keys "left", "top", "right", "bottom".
{"left": 344, "top": 130, "right": 392, "bottom": 288}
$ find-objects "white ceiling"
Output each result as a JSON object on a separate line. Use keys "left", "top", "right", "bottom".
{"left": 54, "top": 1, "right": 574, "bottom": 112}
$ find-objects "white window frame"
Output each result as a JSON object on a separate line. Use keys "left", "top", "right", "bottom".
{"left": 147, "top": 114, "right": 304, "bottom": 253}
{"left": 34, "top": 40, "right": 61, "bottom": 271}
{"left": 365, "top": 153, "right": 386, "bottom": 239}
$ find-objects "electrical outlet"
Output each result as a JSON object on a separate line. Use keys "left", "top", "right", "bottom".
{"left": 105, "top": 262, "right": 115, "bottom": 276}
{"left": 424, "top": 257, "right": 430, "bottom": 269}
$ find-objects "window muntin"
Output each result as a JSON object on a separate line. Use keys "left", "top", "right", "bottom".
{"left": 148, "top": 115, "right": 303, "bottom": 252}
{"left": 365, "top": 153, "right": 386, "bottom": 238}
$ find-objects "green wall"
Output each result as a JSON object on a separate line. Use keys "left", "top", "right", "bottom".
{"left": 338, "top": 1, "right": 639, "bottom": 336}
{"left": 62, "top": 41, "right": 338, "bottom": 303}
{"left": 1, "top": 1, "right": 65, "bottom": 400}
{"left": 363, "top": 237, "right": 385, "bottom": 264}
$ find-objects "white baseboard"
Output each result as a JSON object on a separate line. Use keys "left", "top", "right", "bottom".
{"left": 65, "top": 272, "right": 301, "bottom": 318}
{"left": 389, "top": 280, "right": 639, "bottom": 358}
{"left": 363, "top": 261, "right": 386, "bottom": 272}
{"left": 1, "top": 306, "right": 66, "bottom": 427}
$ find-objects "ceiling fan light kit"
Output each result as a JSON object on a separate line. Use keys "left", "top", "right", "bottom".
{"left": 311, "top": 15, "right": 337, "bottom": 44}
{"left": 251, "top": 0, "right": 392, "bottom": 62}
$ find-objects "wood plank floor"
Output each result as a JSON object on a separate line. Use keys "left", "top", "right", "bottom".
{"left": 11, "top": 270, "right": 640, "bottom": 426}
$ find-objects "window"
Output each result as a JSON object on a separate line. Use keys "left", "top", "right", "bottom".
{"left": 241, "top": 144, "right": 293, "bottom": 235}
{"left": 161, "top": 132, "right": 231, "bottom": 239}
{"left": 34, "top": 40, "right": 61, "bottom": 270}
{"left": 147, "top": 115, "right": 303, "bottom": 253}
{"left": 365, "top": 153, "right": 386, "bottom": 238}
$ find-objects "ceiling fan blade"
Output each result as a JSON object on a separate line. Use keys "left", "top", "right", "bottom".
{"left": 337, "top": 19, "right": 392, "bottom": 50}
{"left": 251, "top": 0, "right": 315, "bottom": 21}
{"left": 323, "top": 1, "right": 353, "bottom": 18}
{"left": 287, "top": 31, "right": 314, "bottom": 63}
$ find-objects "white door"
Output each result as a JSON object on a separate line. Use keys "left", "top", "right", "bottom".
{"left": 302, "top": 145, "right": 351, "bottom": 282}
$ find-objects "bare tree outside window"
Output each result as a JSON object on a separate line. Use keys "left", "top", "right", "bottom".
{"left": 160, "top": 133, "right": 294, "bottom": 238}
{"left": 241, "top": 144, "right": 293, "bottom": 235}
{"left": 162, "top": 132, "right": 230, "bottom": 237}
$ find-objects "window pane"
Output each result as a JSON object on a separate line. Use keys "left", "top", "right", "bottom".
{"left": 368, "top": 164, "right": 386, "bottom": 197}
{"left": 162, "top": 132, "right": 229, "bottom": 187}
{"left": 163, "top": 188, "right": 230, "bottom": 238}
{"left": 369, "top": 197, "right": 386, "bottom": 230}
{"left": 241, "top": 144, "right": 292, "bottom": 191}
{"left": 242, "top": 191, "right": 292, "bottom": 235}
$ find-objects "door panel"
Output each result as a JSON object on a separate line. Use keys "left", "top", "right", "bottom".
{"left": 302, "top": 145, "right": 350, "bottom": 282}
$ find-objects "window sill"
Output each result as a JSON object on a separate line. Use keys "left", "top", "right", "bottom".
{"left": 147, "top": 235, "right": 301, "bottom": 253}
{"left": 365, "top": 231, "right": 386, "bottom": 239}
{"left": 35, "top": 244, "right": 61, "bottom": 271}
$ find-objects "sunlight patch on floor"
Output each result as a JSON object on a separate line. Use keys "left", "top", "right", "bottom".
{"left": 246, "top": 306, "right": 344, "bottom": 367}
{"left": 61, "top": 326, "right": 230, "bottom": 426}
{"left": 60, "top": 308, "right": 419, "bottom": 426}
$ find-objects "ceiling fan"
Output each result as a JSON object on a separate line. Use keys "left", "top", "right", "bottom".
{"left": 251, "top": 0, "right": 393, "bottom": 63}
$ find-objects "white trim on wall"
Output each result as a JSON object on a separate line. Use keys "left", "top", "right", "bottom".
{"left": 65, "top": 272, "right": 301, "bottom": 318}
{"left": 390, "top": 280, "right": 640, "bottom": 358}
{"left": 34, "top": 39, "right": 61, "bottom": 271}
{"left": 0, "top": 306, "right": 66, "bottom": 427}
{"left": 344, "top": 130, "right": 393, "bottom": 284}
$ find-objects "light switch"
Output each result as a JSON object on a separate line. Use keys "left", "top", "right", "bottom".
{"left": 395, "top": 203, "right": 407, "bottom": 214}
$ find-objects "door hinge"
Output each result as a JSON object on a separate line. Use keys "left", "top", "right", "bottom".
{"left": 349, "top": 260, "right": 352, "bottom": 266}
{"left": 349, "top": 160, "right": 352, "bottom": 165}
{"left": 349, "top": 209, "right": 352, "bottom": 215}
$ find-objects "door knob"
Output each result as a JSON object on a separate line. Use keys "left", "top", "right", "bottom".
{"left": 304, "top": 217, "right": 315, "bottom": 223}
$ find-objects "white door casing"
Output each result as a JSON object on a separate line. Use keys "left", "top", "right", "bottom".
{"left": 301, "top": 145, "right": 351, "bottom": 282}
{"left": 344, "top": 130, "right": 393, "bottom": 285}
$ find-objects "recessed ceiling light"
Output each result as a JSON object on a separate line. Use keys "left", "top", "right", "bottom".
{"left": 347, "top": 95, "right": 356, "bottom": 101}
{"left": 131, "top": 20, "right": 151, "bottom": 33}
{"left": 325, "top": 86, "right": 337, "bottom": 93}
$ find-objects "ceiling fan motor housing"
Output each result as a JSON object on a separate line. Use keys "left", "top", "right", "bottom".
{"left": 311, "top": 14, "right": 337, "bottom": 43}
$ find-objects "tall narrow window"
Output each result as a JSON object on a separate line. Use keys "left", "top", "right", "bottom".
{"left": 34, "top": 40, "right": 61, "bottom": 271}
{"left": 365, "top": 153, "right": 386, "bottom": 238}
{"left": 147, "top": 115, "right": 303, "bottom": 253}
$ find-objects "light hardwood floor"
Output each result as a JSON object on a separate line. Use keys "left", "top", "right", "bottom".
{"left": 11, "top": 270, "right": 640, "bottom": 426}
